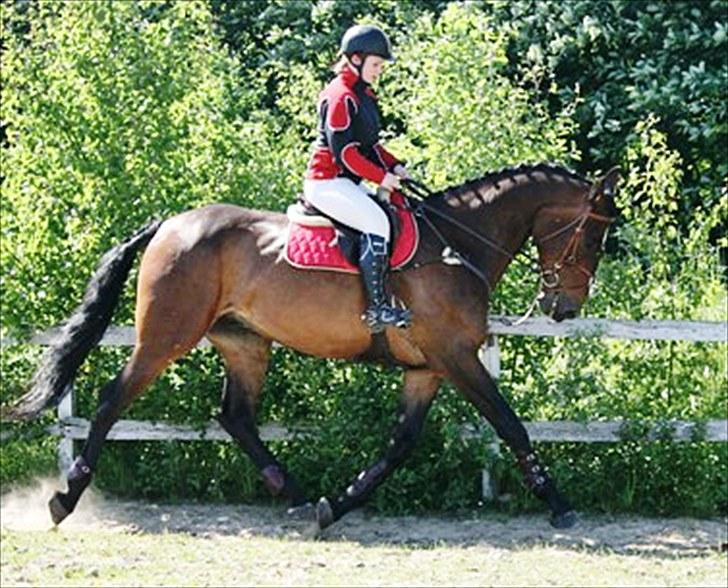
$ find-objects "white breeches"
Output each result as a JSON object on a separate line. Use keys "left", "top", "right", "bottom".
{"left": 303, "top": 178, "right": 390, "bottom": 241}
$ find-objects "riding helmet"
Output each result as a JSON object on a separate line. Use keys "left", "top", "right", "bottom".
{"left": 340, "top": 25, "right": 394, "bottom": 61}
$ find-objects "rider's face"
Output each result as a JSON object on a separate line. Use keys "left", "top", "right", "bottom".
{"left": 353, "top": 55, "right": 386, "bottom": 84}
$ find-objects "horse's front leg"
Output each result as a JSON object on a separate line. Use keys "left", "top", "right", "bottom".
{"left": 316, "top": 368, "right": 440, "bottom": 529}
{"left": 442, "top": 344, "right": 576, "bottom": 528}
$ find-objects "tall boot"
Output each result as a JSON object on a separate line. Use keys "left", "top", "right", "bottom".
{"left": 359, "top": 233, "right": 412, "bottom": 333}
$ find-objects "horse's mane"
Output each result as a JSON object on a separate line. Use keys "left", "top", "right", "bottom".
{"left": 431, "top": 162, "right": 591, "bottom": 204}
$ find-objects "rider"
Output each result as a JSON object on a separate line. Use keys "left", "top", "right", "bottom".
{"left": 304, "top": 24, "right": 412, "bottom": 333}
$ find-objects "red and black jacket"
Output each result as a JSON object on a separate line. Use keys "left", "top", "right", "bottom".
{"left": 306, "top": 67, "right": 401, "bottom": 184}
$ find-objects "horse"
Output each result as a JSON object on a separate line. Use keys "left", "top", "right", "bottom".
{"left": 5, "top": 162, "right": 621, "bottom": 530}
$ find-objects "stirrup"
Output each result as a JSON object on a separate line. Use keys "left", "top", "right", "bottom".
{"left": 362, "top": 304, "right": 412, "bottom": 333}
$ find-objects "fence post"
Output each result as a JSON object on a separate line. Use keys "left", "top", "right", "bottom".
{"left": 478, "top": 335, "right": 502, "bottom": 500}
{"left": 57, "top": 386, "right": 74, "bottom": 476}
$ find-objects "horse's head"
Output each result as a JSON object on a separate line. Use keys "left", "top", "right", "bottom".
{"left": 531, "top": 167, "right": 621, "bottom": 321}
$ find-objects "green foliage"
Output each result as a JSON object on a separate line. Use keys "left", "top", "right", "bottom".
{"left": 492, "top": 0, "right": 727, "bottom": 221}
{"left": 0, "top": 346, "right": 58, "bottom": 489}
{"left": 382, "top": 3, "right": 579, "bottom": 186}
{"left": 1, "top": 1, "right": 725, "bottom": 518}
{"left": 209, "top": 0, "right": 450, "bottom": 89}
{"left": 1, "top": 0, "right": 283, "bottom": 333}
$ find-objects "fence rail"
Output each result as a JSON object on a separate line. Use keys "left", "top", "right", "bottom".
{"left": 5, "top": 316, "right": 725, "bottom": 346}
{"left": 47, "top": 415, "right": 728, "bottom": 444}
{"left": 2, "top": 316, "right": 725, "bottom": 498}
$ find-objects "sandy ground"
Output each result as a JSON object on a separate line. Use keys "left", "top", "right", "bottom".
{"left": 1, "top": 477, "right": 725, "bottom": 556}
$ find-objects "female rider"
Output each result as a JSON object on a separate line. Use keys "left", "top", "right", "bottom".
{"left": 304, "top": 24, "right": 412, "bottom": 333}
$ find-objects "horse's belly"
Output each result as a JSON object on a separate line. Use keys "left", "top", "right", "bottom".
{"left": 236, "top": 270, "right": 373, "bottom": 359}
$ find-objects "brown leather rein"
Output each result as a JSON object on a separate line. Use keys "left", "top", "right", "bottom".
{"left": 401, "top": 179, "right": 615, "bottom": 294}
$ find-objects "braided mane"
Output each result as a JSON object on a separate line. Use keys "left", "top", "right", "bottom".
{"left": 433, "top": 162, "right": 591, "bottom": 203}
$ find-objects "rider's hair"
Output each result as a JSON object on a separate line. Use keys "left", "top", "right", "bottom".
{"left": 331, "top": 53, "right": 363, "bottom": 73}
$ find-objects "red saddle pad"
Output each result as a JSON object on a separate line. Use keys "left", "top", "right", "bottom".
{"left": 285, "top": 192, "right": 419, "bottom": 273}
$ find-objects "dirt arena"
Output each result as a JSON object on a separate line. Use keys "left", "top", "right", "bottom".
{"left": 1, "top": 479, "right": 725, "bottom": 587}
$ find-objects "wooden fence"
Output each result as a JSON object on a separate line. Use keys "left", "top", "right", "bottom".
{"left": 3, "top": 316, "right": 726, "bottom": 499}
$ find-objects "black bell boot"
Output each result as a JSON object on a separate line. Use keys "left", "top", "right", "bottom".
{"left": 359, "top": 233, "right": 412, "bottom": 333}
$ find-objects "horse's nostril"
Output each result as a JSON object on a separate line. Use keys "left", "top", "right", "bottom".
{"left": 538, "top": 295, "right": 554, "bottom": 315}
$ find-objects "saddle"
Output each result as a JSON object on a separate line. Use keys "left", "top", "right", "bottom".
{"left": 284, "top": 191, "right": 419, "bottom": 273}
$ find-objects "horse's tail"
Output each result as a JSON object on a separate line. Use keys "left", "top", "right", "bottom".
{"left": 3, "top": 220, "right": 163, "bottom": 421}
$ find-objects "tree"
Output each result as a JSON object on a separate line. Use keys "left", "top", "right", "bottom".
{"left": 1, "top": 0, "right": 277, "bottom": 333}
{"left": 491, "top": 0, "right": 727, "bottom": 225}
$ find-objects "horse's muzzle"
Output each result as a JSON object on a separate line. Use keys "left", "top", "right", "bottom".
{"left": 538, "top": 291, "right": 580, "bottom": 322}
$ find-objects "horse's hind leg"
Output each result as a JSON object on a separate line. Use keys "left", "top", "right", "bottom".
{"left": 316, "top": 368, "right": 441, "bottom": 529}
{"left": 49, "top": 254, "right": 219, "bottom": 525}
{"left": 208, "top": 318, "right": 309, "bottom": 507}
{"left": 49, "top": 341, "right": 196, "bottom": 525}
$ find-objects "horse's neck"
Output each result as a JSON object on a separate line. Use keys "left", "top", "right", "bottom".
{"left": 427, "top": 179, "right": 571, "bottom": 284}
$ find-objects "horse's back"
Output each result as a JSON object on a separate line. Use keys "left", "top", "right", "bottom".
{"left": 149, "top": 203, "right": 285, "bottom": 250}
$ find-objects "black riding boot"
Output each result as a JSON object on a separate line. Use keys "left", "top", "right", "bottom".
{"left": 359, "top": 233, "right": 412, "bottom": 333}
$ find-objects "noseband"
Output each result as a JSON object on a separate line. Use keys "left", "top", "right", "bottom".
{"left": 535, "top": 207, "right": 615, "bottom": 291}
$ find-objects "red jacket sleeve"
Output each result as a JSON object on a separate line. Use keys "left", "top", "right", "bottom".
{"left": 324, "top": 94, "right": 388, "bottom": 184}
{"left": 340, "top": 143, "right": 387, "bottom": 184}
{"left": 373, "top": 143, "right": 401, "bottom": 170}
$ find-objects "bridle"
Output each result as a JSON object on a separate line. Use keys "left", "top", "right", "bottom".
{"left": 535, "top": 206, "right": 615, "bottom": 291}
{"left": 400, "top": 179, "right": 615, "bottom": 319}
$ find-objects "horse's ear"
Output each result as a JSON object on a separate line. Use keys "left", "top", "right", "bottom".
{"left": 589, "top": 166, "right": 622, "bottom": 200}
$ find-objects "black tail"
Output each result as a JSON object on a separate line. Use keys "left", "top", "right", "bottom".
{"left": 3, "top": 220, "right": 163, "bottom": 421}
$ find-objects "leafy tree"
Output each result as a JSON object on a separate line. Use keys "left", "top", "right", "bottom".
{"left": 1, "top": 0, "right": 277, "bottom": 333}
{"left": 382, "top": 3, "right": 578, "bottom": 186}
{"left": 209, "top": 0, "right": 450, "bottom": 80}
{"left": 490, "top": 0, "right": 727, "bottom": 225}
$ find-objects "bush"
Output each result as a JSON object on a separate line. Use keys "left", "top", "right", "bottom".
{"left": 1, "top": 2, "right": 725, "bottom": 518}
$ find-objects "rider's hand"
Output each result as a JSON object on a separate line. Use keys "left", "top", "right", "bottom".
{"left": 393, "top": 164, "right": 411, "bottom": 181}
{"left": 381, "top": 172, "right": 401, "bottom": 192}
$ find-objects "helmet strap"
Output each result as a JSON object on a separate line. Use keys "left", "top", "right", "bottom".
{"left": 346, "top": 53, "right": 366, "bottom": 78}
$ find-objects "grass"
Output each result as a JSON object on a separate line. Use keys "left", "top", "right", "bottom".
{"left": 0, "top": 480, "right": 724, "bottom": 587}
{"left": 1, "top": 526, "right": 725, "bottom": 587}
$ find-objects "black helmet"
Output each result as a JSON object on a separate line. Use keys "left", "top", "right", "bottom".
{"left": 340, "top": 25, "right": 394, "bottom": 61}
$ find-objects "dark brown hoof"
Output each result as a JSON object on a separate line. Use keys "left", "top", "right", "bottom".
{"left": 550, "top": 510, "right": 577, "bottom": 529}
{"left": 286, "top": 502, "right": 316, "bottom": 522}
{"left": 316, "top": 497, "right": 335, "bottom": 530}
{"left": 48, "top": 493, "right": 70, "bottom": 526}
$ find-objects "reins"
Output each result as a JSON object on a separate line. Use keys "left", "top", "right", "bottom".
{"left": 401, "top": 179, "right": 531, "bottom": 285}
{"left": 399, "top": 177, "right": 615, "bottom": 324}
{"left": 403, "top": 180, "right": 514, "bottom": 259}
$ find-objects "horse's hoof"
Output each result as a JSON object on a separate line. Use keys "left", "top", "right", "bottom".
{"left": 48, "top": 493, "right": 70, "bottom": 526}
{"left": 316, "top": 497, "right": 335, "bottom": 530}
{"left": 550, "top": 510, "right": 577, "bottom": 529}
{"left": 286, "top": 502, "right": 316, "bottom": 521}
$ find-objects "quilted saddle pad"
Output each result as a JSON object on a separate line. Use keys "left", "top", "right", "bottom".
{"left": 285, "top": 192, "right": 419, "bottom": 274}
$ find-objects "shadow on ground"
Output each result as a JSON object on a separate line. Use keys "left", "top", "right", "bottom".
{"left": 2, "top": 478, "right": 725, "bottom": 558}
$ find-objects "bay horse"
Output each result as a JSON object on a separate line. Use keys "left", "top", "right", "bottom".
{"left": 6, "top": 163, "right": 620, "bottom": 530}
